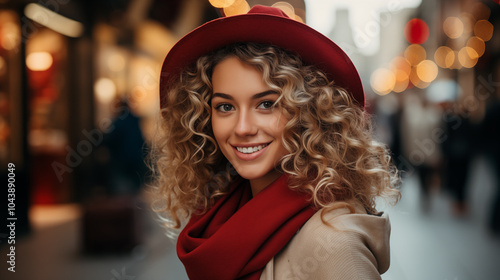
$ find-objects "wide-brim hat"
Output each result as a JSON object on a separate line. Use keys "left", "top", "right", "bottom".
{"left": 159, "top": 5, "right": 365, "bottom": 108}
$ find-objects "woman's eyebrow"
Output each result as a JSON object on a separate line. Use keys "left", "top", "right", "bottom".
{"left": 252, "top": 90, "right": 279, "bottom": 99}
{"left": 212, "top": 92, "right": 233, "bottom": 100}
{"left": 212, "top": 90, "right": 278, "bottom": 100}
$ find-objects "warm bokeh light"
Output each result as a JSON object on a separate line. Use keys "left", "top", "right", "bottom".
{"left": 474, "top": 20, "right": 494, "bottom": 41}
{"left": 209, "top": 0, "right": 236, "bottom": 8}
{"left": 26, "top": 52, "right": 53, "bottom": 71}
{"left": 294, "top": 14, "right": 304, "bottom": 23}
{"left": 459, "top": 13, "right": 475, "bottom": 34}
{"left": 458, "top": 47, "right": 479, "bottom": 68}
{"left": 467, "top": 36, "right": 485, "bottom": 57}
{"left": 404, "top": 18, "right": 429, "bottom": 44}
{"left": 107, "top": 53, "right": 126, "bottom": 72}
{"left": 391, "top": 56, "right": 412, "bottom": 75}
{"left": 443, "top": 17, "right": 464, "bottom": 39}
{"left": 472, "top": 2, "right": 491, "bottom": 20}
{"left": 409, "top": 69, "right": 430, "bottom": 89}
{"left": 389, "top": 57, "right": 411, "bottom": 93}
{"left": 371, "top": 68, "right": 395, "bottom": 96}
{"left": 393, "top": 69, "right": 410, "bottom": 93}
{"left": 223, "top": 0, "right": 250, "bottom": 16}
{"left": 404, "top": 44, "right": 426, "bottom": 66}
{"left": 1, "top": 21, "right": 20, "bottom": 51}
{"left": 434, "top": 46, "right": 455, "bottom": 69}
{"left": 0, "top": 56, "right": 6, "bottom": 77}
{"left": 271, "top": 2, "right": 295, "bottom": 19}
{"left": 416, "top": 60, "right": 438, "bottom": 83}
{"left": 94, "top": 78, "right": 117, "bottom": 104}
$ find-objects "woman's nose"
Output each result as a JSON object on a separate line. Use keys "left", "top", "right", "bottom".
{"left": 234, "top": 110, "right": 258, "bottom": 136}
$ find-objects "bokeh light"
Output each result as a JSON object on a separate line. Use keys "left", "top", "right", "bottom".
{"left": 294, "top": 14, "right": 304, "bottom": 23}
{"left": 458, "top": 46, "right": 479, "bottom": 68}
{"left": 390, "top": 57, "right": 411, "bottom": 93}
{"left": 393, "top": 69, "right": 410, "bottom": 93}
{"left": 404, "top": 18, "right": 430, "bottom": 44}
{"left": 271, "top": 2, "right": 295, "bottom": 19}
{"left": 443, "top": 17, "right": 464, "bottom": 39}
{"left": 472, "top": 2, "right": 491, "bottom": 20}
{"left": 416, "top": 60, "right": 438, "bottom": 83}
{"left": 209, "top": 0, "right": 236, "bottom": 8}
{"left": 474, "top": 20, "right": 494, "bottom": 41}
{"left": 434, "top": 46, "right": 455, "bottom": 69}
{"left": 107, "top": 53, "right": 126, "bottom": 72}
{"left": 391, "top": 56, "right": 411, "bottom": 75}
{"left": 371, "top": 68, "right": 395, "bottom": 96}
{"left": 409, "top": 69, "right": 430, "bottom": 89}
{"left": 404, "top": 44, "right": 426, "bottom": 66}
{"left": 459, "top": 13, "right": 475, "bottom": 35}
{"left": 26, "top": 52, "right": 53, "bottom": 71}
{"left": 467, "top": 36, "right": 485, "bottom": 57}
{"left": 94, "top": 78, "right": 117, "bottom": 104}
{"left": 223, "top": 0, "right": 250, "bottom": 16}
{"left": 1, "top": 21, "right": 20, "bottom": 51}
{"left": 0, "top": 56, "right": 6, "bottom": 77}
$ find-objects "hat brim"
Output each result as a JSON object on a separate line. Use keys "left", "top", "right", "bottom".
{"left": 160, "top": 11, "right": 365, "bottom": 108}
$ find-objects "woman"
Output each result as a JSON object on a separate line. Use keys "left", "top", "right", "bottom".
{"left": 151, "top": 5, "right": 400, "bottom": 280}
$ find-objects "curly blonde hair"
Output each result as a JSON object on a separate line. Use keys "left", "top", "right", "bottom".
{"left": 150, "top": 43, "right": 400, "bottom": 231}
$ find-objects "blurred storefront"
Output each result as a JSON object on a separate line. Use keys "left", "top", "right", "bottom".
{"left": 0, "top": 0, "right": 499, "bottom": 235}
{"left": 0, "top": 0, "right": 220, "bottom": 236}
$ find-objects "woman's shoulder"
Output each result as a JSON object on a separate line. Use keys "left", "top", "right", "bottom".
{"left": 261, "top": 201, "right": 391, "bottom": 280}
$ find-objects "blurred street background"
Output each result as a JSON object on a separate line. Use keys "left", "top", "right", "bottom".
{"left": 0, "top": 0, "right": 499, "bottom": 279}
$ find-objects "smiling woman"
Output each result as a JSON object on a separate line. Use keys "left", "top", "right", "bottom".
{"left": 150, "top": 5, "right": 400, "bottom": 280}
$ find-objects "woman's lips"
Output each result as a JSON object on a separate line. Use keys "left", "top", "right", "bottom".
{"left": 232, "top": 142, "right": 271, "bottom": 160}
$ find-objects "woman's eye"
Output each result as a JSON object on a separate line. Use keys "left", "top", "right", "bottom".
{"left": 258, "top": 101, "right": 275, "bottom": 109}
{"left": 216, "top": 104, "right": 234, "bottom": 112}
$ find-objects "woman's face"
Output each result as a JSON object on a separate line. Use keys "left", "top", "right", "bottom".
{"left": 211, "top": 56, "right": 288, "bottom": 195}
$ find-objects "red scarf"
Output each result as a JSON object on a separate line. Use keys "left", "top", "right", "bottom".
{"left": 177, "top": 174, "right": 316, "bottom": 280}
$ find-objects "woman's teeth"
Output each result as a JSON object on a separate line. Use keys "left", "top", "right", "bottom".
{"left": 236, "top": 144, "right": 268, "bottom": 154}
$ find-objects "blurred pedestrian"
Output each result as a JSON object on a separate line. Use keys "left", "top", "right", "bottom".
{"left": 480, "top": 99, "right": 500, "bottom": 233}
{"left": 441, "top": 103, "right": 474, "bottom": 216}
{"left": 104, "top": 99, "right": 148, "bottom": 195}
{"left": 400, "top": 92, "right": 443, "bottom": 212}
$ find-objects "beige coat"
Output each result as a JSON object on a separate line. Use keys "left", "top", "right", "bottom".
{"left": 260, "top": 202, "right": 391, "bottom": 280}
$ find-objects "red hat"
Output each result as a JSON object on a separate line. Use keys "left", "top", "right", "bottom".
{"left": 159, "top": 5, "right": 365, "bottom": 108}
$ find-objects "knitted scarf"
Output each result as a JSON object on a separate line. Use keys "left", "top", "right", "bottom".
{"left": 177, "top": 174, "right": 316, "bottom": 280}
